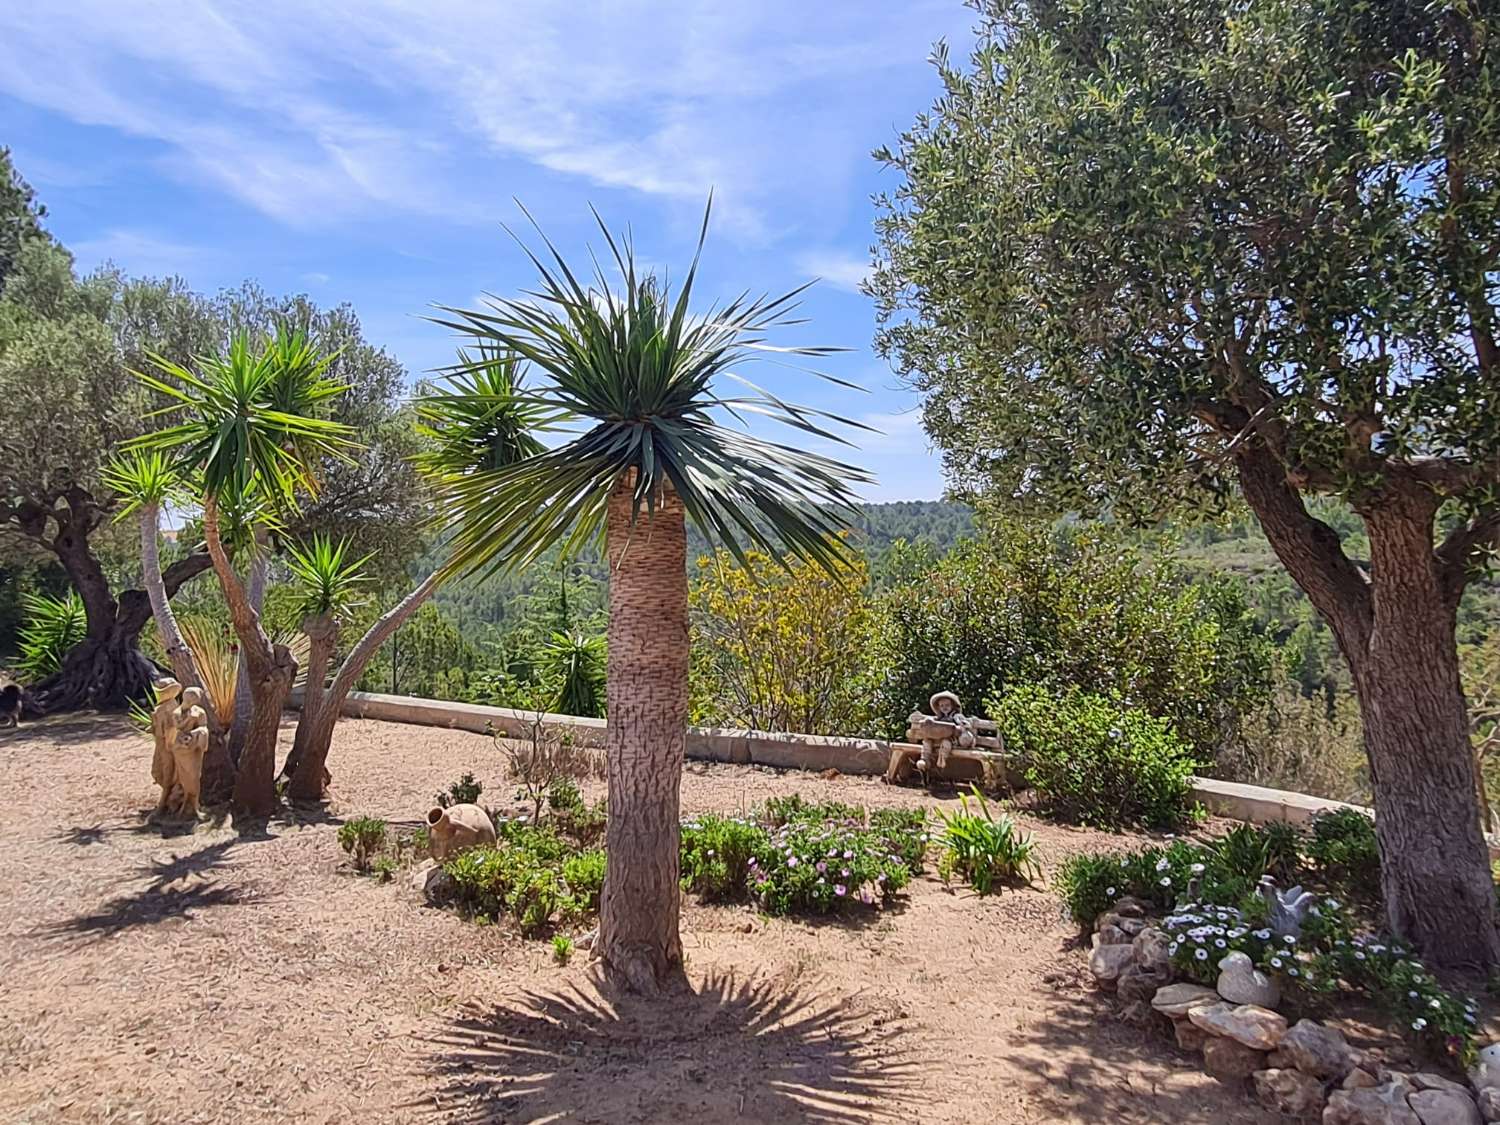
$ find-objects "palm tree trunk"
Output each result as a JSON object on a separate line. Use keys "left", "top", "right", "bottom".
{"left": 287, "top": 570, "right": 442, "bottom": 801}
{"left": 597, "top": 477, "right": 689, "bottom": 994}
{"left": 281, "top": 612, "right": 336, "bottom": 791}
{"left": 203, "top": 495, "right": 294, "bottom": 818}
{"left": 228, "top": 524, "right": 270, "bottom": 761}
{"left": 138, "top": 500, "right": 235, "bottom": 802}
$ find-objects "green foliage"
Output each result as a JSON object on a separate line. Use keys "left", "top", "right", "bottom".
{"left": 547, "top": 779, "right": 607, "bottom": 847}
{"left": 285, "top": 534, "right": 370, "bottom": 621}
{"left": 1305, "top": 809, "right": 1382, "bottom": 903}
{"left": 551, "top": 934, "right": 574, "bottom": 965}
{"left": 443, "top": 824, "right": 601, "bottom": 936}
{"left": 680, "top": 814, "right": 768, "bottom": 901}
{"left": 870, "top": 519, "right": 1274, "bottom": 754}
{"left": 872, "top": 0, "right": 1500, "bottom": 528}
{"left": 15, "top": 591, "right": 87, "bottom": 681}
{"left": 542, "top": 630, "right": 606, "bottom": 718}
{"left": 680, "top": 798, "right": 926, "bottom": 915}
{"left": 991, "top": 684, "right": 1198, "bottom": 830}
{"left": 372, "top": 856, "right": 398, "bottom": 883}
{"left": 424, "top": 201, "right": 870, "bottom": 580}
{"left": 689, "top": 546, "right": 876, "bottom": 735}
{"left": 337, "top": 816, "right": 387, "bottom": 872}
{"left": 436, "top": 773, "right": 483, "bottom": 809}
{"left": 934, "top": 786, "right": 1040, "bottom": 894}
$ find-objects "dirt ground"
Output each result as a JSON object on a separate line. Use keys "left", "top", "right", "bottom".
{"left": 0, "top": 713, "right": 1292, "bottom": 1125}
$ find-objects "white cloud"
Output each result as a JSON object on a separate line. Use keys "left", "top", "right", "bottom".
{"left": 301, "top": 271, "right": 331, "bottom": 285}
{"left": 70, "top": 229, "right": 205, "bottom": 278}
{"left": 796, "top": 250, "right": 873, "bottom": 294}
{"left": 0, "top": 1, "right": 968, "bottom": 240}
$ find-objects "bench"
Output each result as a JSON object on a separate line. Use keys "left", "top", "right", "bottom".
{"left": 884, "top": 715, "right": 1013, "bottom": 790}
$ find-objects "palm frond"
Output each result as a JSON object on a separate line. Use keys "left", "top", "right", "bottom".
{"left": 424, "top": 200, "right": 873, "bottom": 579}
{"left": 103, "top": 451, "right": 184, "bottom": 521}
{"left": 285, "top": 534, "right": 372, "bottom": 620}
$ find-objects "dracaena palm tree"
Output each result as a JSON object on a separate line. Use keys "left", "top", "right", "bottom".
{"left": 128, "top": 327, "right": 357, "bottom": 818}
{"left": 426, "top": 203, "right": 872, "bottom": 993}
{"left": 283, "top": 344, "right": 550, "bottom": 802}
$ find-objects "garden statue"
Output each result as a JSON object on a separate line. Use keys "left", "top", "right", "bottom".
{"left": 906, "top": 691, "right": 977, "bottom": 775}
{"left": 150, "top": 678, "right": 184, "bottom": 817}
{"left": 1258, "top": 876, "right": 1318, "bottom": 939}
{"left": 169, "top": 688, "right": 209, "bottom": 819}
{"left": 1216, "top": 950, "right": 1280, "bottom": 1008}
{"left": 427, "top": 803, "right": 496, "bottom": 860}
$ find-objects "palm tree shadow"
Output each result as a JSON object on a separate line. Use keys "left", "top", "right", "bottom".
{"left": 419, "top": 967, "right": 919, "bottom": 1123}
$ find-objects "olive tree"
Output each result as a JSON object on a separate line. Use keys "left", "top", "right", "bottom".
{"left": 873, "top": 0, "right": 1500, "bottom": 964}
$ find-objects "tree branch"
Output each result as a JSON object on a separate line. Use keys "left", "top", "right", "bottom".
{"left": 160, "top": 550, "right": 213, "bottom": 599}
{"left": 1437, "top": 509, "right": 1500, "bottom": 608}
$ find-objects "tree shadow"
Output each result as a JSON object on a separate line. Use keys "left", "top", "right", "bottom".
{"left": 41, "top": 838, "right": 247, "bottom": 946}
{"left": 418, "top": 967, "right": 919, "bottom": 1124}
{"left": 1003, "top": 977, "right": 1278, "bottom": 1123}
{"left": 5, "top": 712, "right": 136, "bottom": 746}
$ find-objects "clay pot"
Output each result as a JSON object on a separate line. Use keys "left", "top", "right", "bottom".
{"left": 427, "top": 803, "right": 497, "bottom": 860}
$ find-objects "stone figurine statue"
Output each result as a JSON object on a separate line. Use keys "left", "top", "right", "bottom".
{"left": 1258, "top": 876, "right": 1318, "bottom": 939}
{"left": 151, "top": 678, "right": 208, "bottom": 820}
{"left": 907, "top": 690, "right": 978, "bottom": 775}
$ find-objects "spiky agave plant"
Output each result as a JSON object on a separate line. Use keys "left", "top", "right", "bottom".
{"left": 424, "top": 200, "right": 872, "bottom": 992}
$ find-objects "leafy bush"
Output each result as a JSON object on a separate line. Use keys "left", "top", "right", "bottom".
{"left": 689, "top": 546, "right": 876, "bottom": 736}
{"left": 437, "top": 772, "right": 483, "bottom": 808}
{"left": 444, "top": 823, "right": 601, "bottom": 936}
{"left": 1306, "top": 809, "right": 1381, "bottom": 902}
{"left": 15, "top": 591, "right": 87, "bottom": 681}
{"left": 551, "top": 934, "right": 574, "bottom": 965}
{"left": 680, "top": 814, "right": 768, "bottom": 901}
{"left": 338, "top": 816, "right": 388, "bottom": 872}
{"left": 372, "top": 856, "right": 398, "bottom": 883}
{"left": 868, "top": 519, "right": 1275, "bottom": 756}
{"left": 991, "top": 684, "right": 1198, "bottom": 829}
{"left": 934, "top": 786, "right": 1040, "bottom": 894}
{"left": 547, "top": 778, "right": 607, "bottom": 846}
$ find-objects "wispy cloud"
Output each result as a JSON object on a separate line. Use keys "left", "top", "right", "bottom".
{"left": 70, "top": 228, "right": 205, "bottom": 278}
{"left": 796, "top": 250, "right": 872, "bottom": 294}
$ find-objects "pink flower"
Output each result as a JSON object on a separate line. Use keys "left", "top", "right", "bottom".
{"left": 816, "top": 861, "right": 827, "bottom": 873}
{"left": 834, "top": 885, "right": 847, "bottom": 896}
{"left": 787, "top": 856, "right": 798, "bottom": 868}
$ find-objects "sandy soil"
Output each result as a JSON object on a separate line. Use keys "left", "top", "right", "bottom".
{"left": 0, "top": 713, "right": 1285, "bottom": 1125}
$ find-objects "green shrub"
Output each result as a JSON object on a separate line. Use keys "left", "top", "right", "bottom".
{"left": 680, "top": 814, "right": 768, "bottom": 901}
{"left": 551, "top": 934, "right": 574, "bottom": 965}
{"left": 934, "top": 786, "right": 1040, "bottom": 894}
{"left": 548, "top": 779, "right": 607, "bottom": 846}
{"left": 1306, "top": 808, "right": 1381, "bottom": 902}
{"left": 561, "top": 848, "right": 606, "bottom": 913}
{"left": 372, "top": 856, "right": 398, "bottom": 883}
{"left": 991, "top": 684, "right": 1198, "bottom": 829}
{"left": 15, "top": 591, "right": 87, "bottom": 681}
{"left": 337, "top": 816, "right": 388, "bottom": 872}
{"left": 751, "top": 814, "right": 920, "bottom": 916}
{"left": 437, "top": 772, "right": 483, "bottom": 808}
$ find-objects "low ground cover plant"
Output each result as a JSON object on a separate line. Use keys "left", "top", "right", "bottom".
{"left": 680, "top": 796, "right": 927, "bottom": 915}
{"left": 337, "top": 816, "right": 388, "bottom": 872}
{"left": 1059, "top": 811, "right": 1476, "bottom": 1064}
{"left": 445, "top": 821, "right": 605, "bottom": 936}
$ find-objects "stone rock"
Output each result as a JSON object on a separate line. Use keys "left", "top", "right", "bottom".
{"left": 1280, "top": 1019, "right": 1358, "bottom": 1082}
{"left": 1090, "top": 942, "right": 1137, "bottom": 988}
{"left": 1412, "top": 1075, "right": 1473, "bottom": 1099}
{"left": 1119, "top": 999, "right": 1156, "bottom": 1025}
{"left": 1113, "top": 895, "right": 1152, "bottom": 918}
{"left": 1134, "top": 927, "right": 1174, "bottom": 974}
{"left": 1217, "top": 950, "right": 1281, "bottom": 1008}
{"left": 1408, "top": 1089, "right": 1481, "bottom": 1125}
{"left": 1253, "top": 1067, "right": 1325, "bottom": 1118}
{"left": 1118, "top": 962, "right": 1171, "bottom": 1004}
{"left": 1152, "top": 983, "right": 1220, "bottom": 1019}
{"left": 1475, "top": 1088, "right": 1500, "bottom": 1123}
{"left": 1324, "top": 1080, "right": 1421, "bottom": 1125}
{"left": 1472, "top": 1046, "right": 1500, "bottom": 1097}
{"left": 427, "top": 803, "right": 497, "bottom": 861}
{"left": 1203, "top": 1035, "right": 1267, "bottom": 1083}
{"left": 1175, "top": 1018, "right": 1210, "bottom": 1052}
{"left": 409, "top": 860, "right": 455, "bottom": 905}
{"left": 1344, "top": 1067, "right": 1383, "bottom": 1090}
{"left": 1098, "top": 922, "right": 1133, "bottom": 946}
{"left": 1188, "top": 1002, "right": 1289, "bottom": 1051}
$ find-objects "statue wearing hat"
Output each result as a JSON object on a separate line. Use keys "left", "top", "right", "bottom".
{"left": 907, "top": 690, "right": 978, "bottom": 778}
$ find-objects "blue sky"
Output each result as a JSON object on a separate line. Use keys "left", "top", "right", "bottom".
{"left": 0, "top": 2, "right": 976, "bottom": 502}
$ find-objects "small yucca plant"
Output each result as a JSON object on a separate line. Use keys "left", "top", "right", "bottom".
{"left": 15, "top": 592, "right": 88, "bottom": 682}
{"left": 935, "top": 786, "right": 1041, "bottom": 895}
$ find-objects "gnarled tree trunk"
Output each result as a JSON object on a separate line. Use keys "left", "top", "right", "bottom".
{"left": 203, "top": 496, "right": 295, "bottom": 819}
{"left": 1238, "top": 449, "right": 1499, "bottom": 968}
{"left": 596, "top": 477, "right": 689, "bottom": 994}
{"left": 286, "top": 570, "right": 441, "bottom": 802}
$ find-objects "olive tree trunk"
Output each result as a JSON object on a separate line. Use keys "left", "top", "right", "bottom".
{"left": 1239, "top": 452, "right": 1499, "bottom": 968}
{"left": 203, "top": 496, "right": 295, "bottom": 819}
{"left": 596, "top": 477, "right": 689, "bottom": 994}
{"left": 286, "top": 570, "right": 442, "bottom": 802}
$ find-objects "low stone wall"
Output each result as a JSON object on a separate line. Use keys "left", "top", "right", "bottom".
{"left": 310, "top": 690, "right": 1384, "bottom": 828}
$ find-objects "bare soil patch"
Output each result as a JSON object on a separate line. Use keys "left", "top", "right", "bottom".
{"left": 0, "top": 714, "right": 1277, "bottom": 1124}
